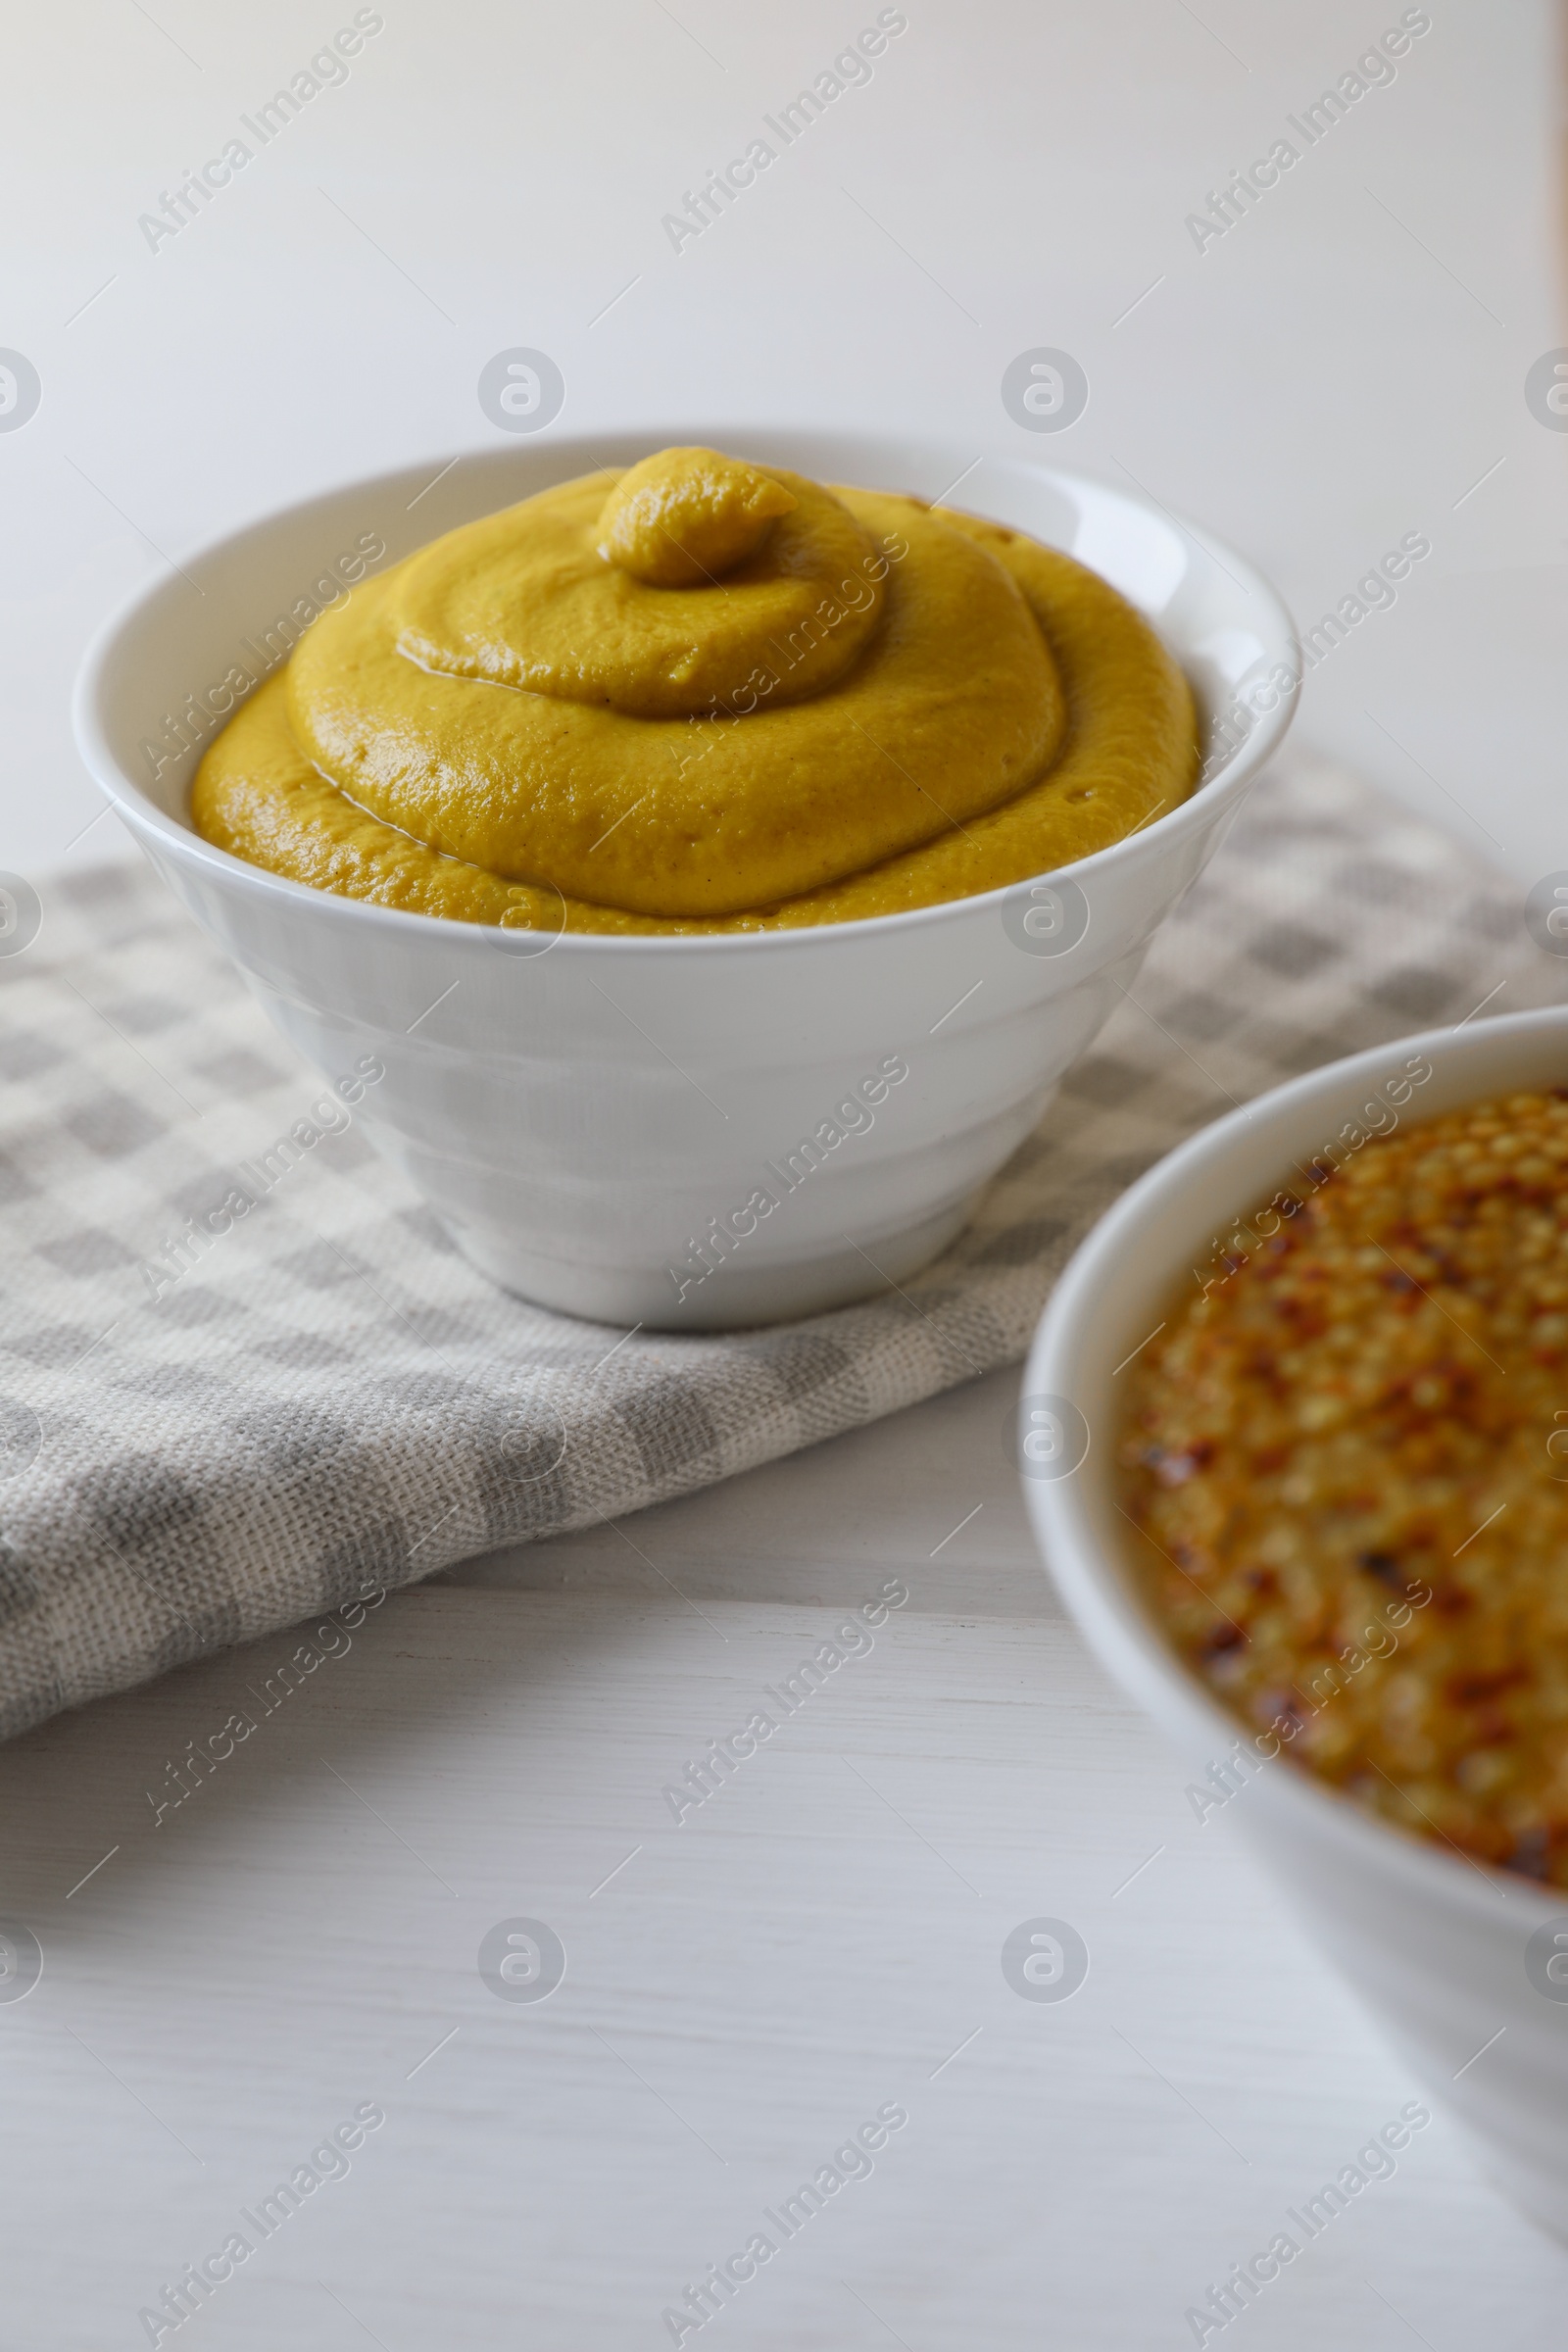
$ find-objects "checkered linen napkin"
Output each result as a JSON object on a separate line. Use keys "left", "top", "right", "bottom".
{"left": 0, "top": 750, "right": 1557, "bottom": 1737}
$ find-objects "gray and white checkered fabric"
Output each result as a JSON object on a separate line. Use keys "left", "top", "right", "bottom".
{"left": 0, "top": 752, "right": 1556, "bottom": 1736}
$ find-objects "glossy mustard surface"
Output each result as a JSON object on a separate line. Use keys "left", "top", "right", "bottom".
{"left": 193, "top": 449, "right": 1199, "bottom": 934}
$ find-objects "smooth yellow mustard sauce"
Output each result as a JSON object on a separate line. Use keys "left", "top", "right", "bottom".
{"left": 193, "top": 447, "right": 1200, "bottom": 934}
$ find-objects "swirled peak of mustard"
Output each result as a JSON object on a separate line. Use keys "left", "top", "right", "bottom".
{"left": 193, "top": 447, "right": 1200, "bottom": 934}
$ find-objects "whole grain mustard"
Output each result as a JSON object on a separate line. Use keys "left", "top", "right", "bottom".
{"left": 1122, "top": 1087, "right": 1568, "bottom": 1886}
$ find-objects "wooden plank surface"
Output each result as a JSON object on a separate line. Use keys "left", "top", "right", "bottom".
{"left": 1, "top": 1366, "right": 1564, "bottom": 2346}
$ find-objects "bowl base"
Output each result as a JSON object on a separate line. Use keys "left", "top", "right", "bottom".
{"left": 444, "top": 1194, "right": 981, "bottom": 1331}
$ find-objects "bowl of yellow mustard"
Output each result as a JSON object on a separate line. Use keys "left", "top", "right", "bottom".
{"left": 74, "top": 430, "right": 1297, "bottom": 1327}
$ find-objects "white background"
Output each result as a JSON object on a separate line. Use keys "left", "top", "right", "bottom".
{"left": 1, "top": 0, "right": 1563, "bottom": 883}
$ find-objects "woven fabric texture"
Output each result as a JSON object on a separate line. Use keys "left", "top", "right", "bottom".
{"left": 0, "top": 751, "right": 1556, "bottom": 1737}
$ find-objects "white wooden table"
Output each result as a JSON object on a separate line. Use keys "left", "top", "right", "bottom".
{"left": 4, "top": 1363, "right": 1565, "bottom": 2348}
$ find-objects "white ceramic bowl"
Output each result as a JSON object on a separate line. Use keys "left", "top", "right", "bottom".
{"left": 1022, "top": 1004, "right": 1568, "bottom": 2240}
{"left": 74, "top": 428, "right": 1297, "bottom": 1330}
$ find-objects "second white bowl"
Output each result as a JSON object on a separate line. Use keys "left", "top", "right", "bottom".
{"left": 1023, "top": 1004, "right": 1568, "bottom": 2240}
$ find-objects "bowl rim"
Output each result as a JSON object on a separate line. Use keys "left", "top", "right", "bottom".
{"left": 1022, "top": 999, "right": 1568, "bottom": 1927}
{"left": 71, "top": 426, "right": 1298, "bottom": 960}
